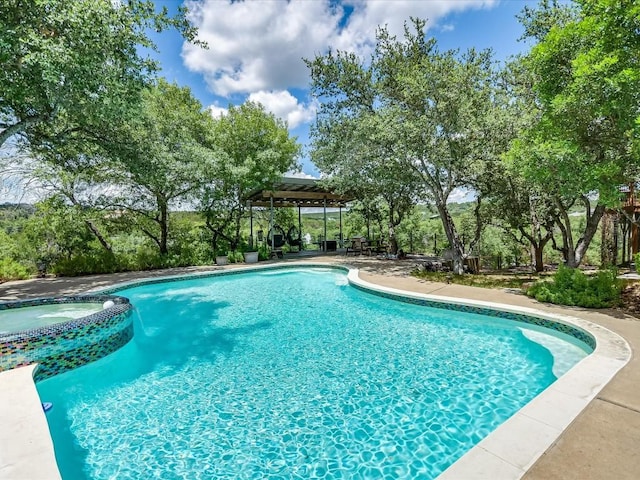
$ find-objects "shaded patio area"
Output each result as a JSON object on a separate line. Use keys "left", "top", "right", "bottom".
{"left": 245, "top": 177, "right": 353, "bottom": 252}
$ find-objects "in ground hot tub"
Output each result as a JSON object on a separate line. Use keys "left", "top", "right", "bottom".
{"left": 0, "top": 296, "right": 133, "bottom": 380}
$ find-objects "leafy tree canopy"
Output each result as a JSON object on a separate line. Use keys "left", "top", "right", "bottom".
{"left": 308, "top": 18, "right": 509, "bottom": 271}
{"left": 200, "top": 101, "right": 301, "bottom": 252}
{"left": 0, "top": 0, "right": 200, "bottom": 150}
{"left": 518, "top": 0, "right": 640, "bottom": 204}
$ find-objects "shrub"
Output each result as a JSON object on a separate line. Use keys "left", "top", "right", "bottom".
{"left": 227, "top": 251, "right": 244, "bottom": 263}
{"left": 527, "top": 265, "right": 622, "bottom": 308}
{"left": 0, "top": 258, "right": 32, "bottom": 281}
{"left": 635, "top": 253, "right": 640, "bottom": 274}
{"left": 50, "top": 251, "right": 121, "bottom": 277}
{"left": 258, "top": 244, "right": 270, "bottom": 261}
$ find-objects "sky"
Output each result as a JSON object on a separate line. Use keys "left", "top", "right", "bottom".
{"left": 1, "top": 0, "right": 539, "bottom": 205}
{"left": 149, "top": 0, "right": 539, "bottom": 190}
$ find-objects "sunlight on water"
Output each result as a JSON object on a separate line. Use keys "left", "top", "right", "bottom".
{"left": 37, "top": 268, "right": 590, "bottom": 480}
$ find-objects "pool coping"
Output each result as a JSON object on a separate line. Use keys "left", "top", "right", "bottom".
{"left": 0, "top": 262, "right": 632, "bottom": 480}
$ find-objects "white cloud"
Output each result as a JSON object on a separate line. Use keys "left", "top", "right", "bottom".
{"left": 208, "top": 104, "right": 228, "bottom": 118}
{"left": 448, "top": 187, "right": 476, "bottom": 204}
{"left": 285, "top": 170, "right": 318, "bottom": 180}
{"left": 183, "top": 0, "right": 341, "bottom": 96}
{"left": 248, "top": 90, "right": 316, "bottom": 128}
{"left": 183, "top": 0, "right": 498, "bottom": 97}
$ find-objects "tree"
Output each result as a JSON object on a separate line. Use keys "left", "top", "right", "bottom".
{"left": 312, "top": 106, "right": 421, "bottom": 253}
{"left": 0, "top": 0, "right": 199, "bottom": 150}
{"left": 308, "top": 19, "right": 509, "bottom": 273}
{"left": 111, "top": 79, "right": 217, "bottom": 255}
{"left": 512, "top": 0, "right": 640, "bottom": 267}
{"left": 24, "top": 138, "right": 121, "bottom": 253}
{"left": 22, "top": 196, "right": 95, "bottom": 266}
{"left": 484, "top": 163, "right": 557, "bottom": 272}
{"left": 199, "top": 101, "right": 300, "bottom": 253}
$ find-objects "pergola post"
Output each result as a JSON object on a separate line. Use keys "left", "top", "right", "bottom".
{"left": 248, "top": 200, "right": 253, "bottom": 249}
{"left": 339, "top": 206, "right": 343, "bottom": 248}
{"left": 298, "top": 205, "right": 302, "bottom": 247}
{"left": 269, "top": 195, "right": 274, "bottom": 251}
{"left": 323, "top": 196, "right": 327, "bottom": 252}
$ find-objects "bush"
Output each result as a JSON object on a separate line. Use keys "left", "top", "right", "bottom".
{"left": 527, "top": 265, "right": 622, "bottom": 308}
{"left": 227, "top": 251, "right": 244, "bottom": 263}
{"left": 258, "top": 244, "right": 270, "bottom": 261}
{"left": 50, "top": 251, "right": 121, "bottom": 277}
{"left": 0, "top": 258, "right": 32, "bottom": 281}
{"left": 635, "top": 253, "right": 640, "bottom": 274}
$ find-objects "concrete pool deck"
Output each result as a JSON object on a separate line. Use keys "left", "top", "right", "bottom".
{"left": 1, "top": 257, "right": 639, "bottom": 479}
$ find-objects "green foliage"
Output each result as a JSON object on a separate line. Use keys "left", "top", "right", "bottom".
{"left": 257, "top": 244, "right": 270, "bottom": 261}
{"left": 110, "top": 79, "right": 218, "bottom": 255}
{"left": 21, "top": 197, "right": 95, "bottom": 264}
{"left": 527, "top": 265, "right": 622, "bottom": 308}
{"left": 635, "top": 253, "right": 640, "bottom": 274}
{"left": 227, "top": 251, "right": 244, "bottom": 264}
{"left": 0, "top": 258, "right": 31, "bottom": 281}
{"left": 308, "top": 18, "right": 512, "bottom": 270}
{"left": 51, "top": 251, "right": 120, "bottom": 277}
{"left": 200, "top": 101, "right": 300, "bottom": 252}
{"left": 0, "top": 0, "right": 199, "bottom": 150}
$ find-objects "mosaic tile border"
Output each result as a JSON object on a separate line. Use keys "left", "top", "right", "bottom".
{"left": 0, "top": 295, "right": 133, "bottom": 379}
{"left": 349, "top": 282, "right": 596, "bottom": 351}
{"left": 95, "top": 263, "right": 350, "bottom": 295}
{"left": 96, "top": 263, "right": 594, "bottom": 351}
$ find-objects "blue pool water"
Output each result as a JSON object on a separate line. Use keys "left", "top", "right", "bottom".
{"left": 37, "top": 267, "right": 590, "bottom": 479}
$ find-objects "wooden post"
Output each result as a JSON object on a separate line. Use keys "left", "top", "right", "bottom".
{"left": 323, "top": 196, "right": 327, "bottom": 252}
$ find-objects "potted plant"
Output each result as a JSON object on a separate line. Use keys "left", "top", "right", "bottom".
{"left": 244, "top": 250, "right": 259, "bottom": 263}
{"left": 215, "top": 249, "right": 228, "bottom": 266}
{"left": 243, "top": 236, "right": 259, "bottom": 263}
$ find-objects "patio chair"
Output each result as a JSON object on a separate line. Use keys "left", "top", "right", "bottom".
{"left": 287, "top": 226, "right": 302, "bottom": 252}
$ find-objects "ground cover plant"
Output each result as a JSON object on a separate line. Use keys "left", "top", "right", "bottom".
{"left": 526, "top": 265, "right": 623, "bottom": 308}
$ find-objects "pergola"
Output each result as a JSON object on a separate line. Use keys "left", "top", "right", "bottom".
{"left": 244, "top": 177, "right": 354, "bottom": 251}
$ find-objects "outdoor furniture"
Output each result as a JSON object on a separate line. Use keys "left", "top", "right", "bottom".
{"left": 366, "top": 239, "right": 388, "bottom": 256}
{"left": 439, "top": 250, "right": 481, "bottom": 274}
{"left": 346, "top": 237, "right": 366, "bottom": 256}
{"left": 322, "top": 240, "right": 337, "bottom": 251}
{"left": 287, "top": 226, "right": 302, "bottom": 252}
{"left": 465, "top": 256, "right": 480, "bottom": 274}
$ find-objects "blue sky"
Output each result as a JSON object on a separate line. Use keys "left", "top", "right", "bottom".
{"left": 149, "top": 0, "right": 538, "bottom": 182}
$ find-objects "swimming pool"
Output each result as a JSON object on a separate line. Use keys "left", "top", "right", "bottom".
{"left": 37, "top": 266, "right": 593, "bottom": 479}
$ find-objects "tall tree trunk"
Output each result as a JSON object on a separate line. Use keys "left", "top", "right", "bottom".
{"left": 387, "top": 208, "right": 398, "bottom": 254}
{"left": 437, "top": 202, "right": 465, "bottom": 274}
{"left": 553, "top": 198, "right": 605, "bottom": 268}
{"left": 159, "top": 199, "right": 169, "bottom": 255}
{"left": 600, "top": 210, "right": 617, "bottom": 267}
{"left": 572, "top": 204, "right": 605, "bottom": 267}
{"left": 532, "top": 237, "right": 551, "bottom": 273}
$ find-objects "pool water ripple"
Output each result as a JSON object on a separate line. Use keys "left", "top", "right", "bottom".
{"left": 37, "top": 268, "right": 589, "bottom": 479}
